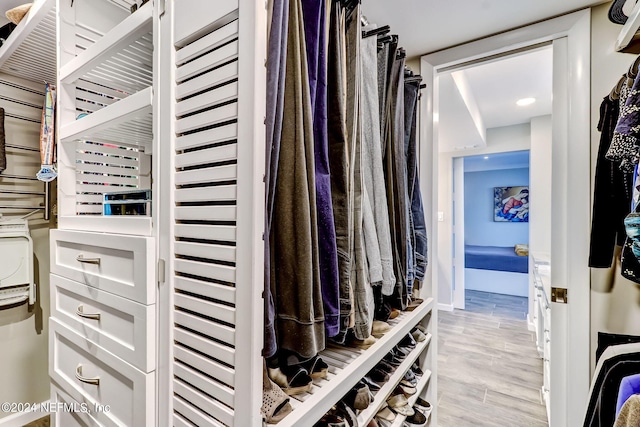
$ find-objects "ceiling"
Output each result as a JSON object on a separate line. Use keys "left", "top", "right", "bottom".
{"left": 439, "top": 46, "right": 552, "bottom": 152}
{"left": 464, "top": 151, "right": 530, "bottom": 173}
{"left": 362, "top": 0, "right": 607, "bottom": 57}
{"left": 457, "top": 47, "right": 553, "bottom": 129}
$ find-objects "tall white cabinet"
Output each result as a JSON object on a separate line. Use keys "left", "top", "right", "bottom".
{"left": 49, "top": 1, "right": 436, "bottom": 426}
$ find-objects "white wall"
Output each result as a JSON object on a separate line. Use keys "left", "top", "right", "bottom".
{"left": 529, "top": 115, "right": 552, "bottom": 318}
{"left": 589, "top": 3, "right": 640, "bottom": 373}
{"left": 0, "top": 74, "right": 53, "bottom": 419}
{"left": 438, "top": 123, "right": 531, "bottom": 307}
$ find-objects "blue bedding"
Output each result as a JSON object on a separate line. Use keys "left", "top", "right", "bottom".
{"left": 465, "top": 245, "right": 528, "bottom": 274}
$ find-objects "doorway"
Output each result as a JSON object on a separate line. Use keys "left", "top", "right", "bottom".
{"left": 420, "top": 10, "right": 591, "bottom": 427}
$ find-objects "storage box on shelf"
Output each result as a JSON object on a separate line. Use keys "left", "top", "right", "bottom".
{"left": 277, "top": 298, "right": 434, "bottom": 427}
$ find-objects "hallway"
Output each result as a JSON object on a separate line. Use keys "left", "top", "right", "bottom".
{"left": 437, "top": 290, "right": 548, "bottom": 426}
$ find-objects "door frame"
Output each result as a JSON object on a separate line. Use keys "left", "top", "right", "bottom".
{"left": 420, "top": 9, "right": 591, "bottom": 427}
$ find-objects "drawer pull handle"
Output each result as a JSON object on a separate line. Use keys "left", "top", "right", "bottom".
{"left": 76, "top": 255, "right": 100, "bottom": 265}
{"left": 76, "top": 305, "right": 100, "bottom": 320}
{"left": 75, "top": 365, "right": 100, "bottom": 386}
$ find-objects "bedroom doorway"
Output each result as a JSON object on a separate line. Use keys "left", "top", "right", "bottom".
{"left": 430, "top": 43, "right": 554, "bottom": 426}
{"left": 420, "top": 10, "right": 591, "bottom": 426}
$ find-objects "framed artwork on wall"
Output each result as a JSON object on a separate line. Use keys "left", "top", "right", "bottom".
{"left": 494, "top": 186, "right": 529, "bottom": 222}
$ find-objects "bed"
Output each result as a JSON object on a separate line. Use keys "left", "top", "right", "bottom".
{"left": 464, "top": 245, "right": 530, "bottom": 297}
{"left": 464, "top": 245, "right": 529, "bottom": 273}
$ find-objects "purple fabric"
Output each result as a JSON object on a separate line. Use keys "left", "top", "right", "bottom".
{"left": 616, "top": 373, "right": 640, "bottom": 418}
{"left": 301, "top": 0, "right": 340, "bottom": 337}
{"left": 264, "top": 0, "right": 289, "bottom": 358}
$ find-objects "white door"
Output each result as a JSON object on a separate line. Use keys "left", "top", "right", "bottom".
{"left": 421, "top": 10, "right": 591, "bottom": 427}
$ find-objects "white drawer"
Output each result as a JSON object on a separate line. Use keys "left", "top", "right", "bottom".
{"left": 51, "top": 274, "right": 156, "bottom": 373}
{"left": 50, "top": 318, "right": 155, "bottom": 427}
{"left": 50, "top": 229, "right": 155, "bottom": 304}
{"left": 51, "top": 383, "right": 103, "bottom": 427}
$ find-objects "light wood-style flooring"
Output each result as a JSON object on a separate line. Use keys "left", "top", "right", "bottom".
{"left": 437, "top": 290, "right": 548, "bottom": 427}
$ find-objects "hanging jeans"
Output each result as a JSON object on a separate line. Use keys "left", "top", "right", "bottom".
{"left": 263, "top": 0, "right": 289, "bottom": 358}
{"left": 361, "top": 29, "right": 395, "bottom": 296}
{"left": 301, "top": 0, "right": 340, "bottom": 337}
{"left": 327, "top": 2, "right": 352, "bottom": 343}
{"left": 404, "top": 80, "right": 428, "bottom": 283}
{"left": 271, "top": 0, "right": 325, "bottom": 359}
{"left": 383, "top": 49, "right": 409, "bottom": 310}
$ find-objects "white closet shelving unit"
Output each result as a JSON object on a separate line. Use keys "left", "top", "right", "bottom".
{"left": 46, "top": 0, "right": 438, "bottom": 425}
{"left": 50, "top": 0, "right": 158, "bottom": 425}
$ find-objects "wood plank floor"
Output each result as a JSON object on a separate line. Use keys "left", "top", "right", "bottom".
{"left": 437, "top": 290, "right": 548, "bottom": 427}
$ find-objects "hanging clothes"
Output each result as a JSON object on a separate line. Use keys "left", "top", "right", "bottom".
{"left": 404, "top": 78, "right": 428, "bottom": 284}
{"left": 263, "top": 0, "right": 290, "bottom": 359}
{"left": 590, "top": 95, "right": 633, "bottom": 268}
{"left": 0, "top": 108, "right": 5, "bottom": 174}
{"left": 360, "top": 27, "right": 396, "bottom": 297}
{"left": 327, "top": 0, "right": 353, "bottom": 344}
{"left": 271, "top": 0, "right": 325, "bottom": 359}
{"left": 607, "top": 80, "right": 639, "bottom": 173}
{"left": 301, "top": 0, "right": 340, "bottom": 338}
{"left": 383, "top": 46, "right": 409, "bottom": 310}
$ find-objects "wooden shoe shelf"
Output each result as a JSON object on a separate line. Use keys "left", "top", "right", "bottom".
{"left": 278, "top": 298, "right": 434, "bottom": 427}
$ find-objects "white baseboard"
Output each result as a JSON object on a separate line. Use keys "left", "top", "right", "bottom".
{"left": 438, "top": 303, "right": 454, "bottom": 312}
{"left": 0, "top": 401, "right": 49, "bottom": 427}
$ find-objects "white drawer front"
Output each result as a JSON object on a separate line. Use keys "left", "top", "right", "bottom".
{"left": 50, "top": 229, "right": 155, "bottom": 304}
{"left": 51, "top": 274, "right": 156, "bottom": 373}
{"left": 50, "top": 318, "right": 155, "bottom": 427}
{"left": 51, "top": 383, "right": 104, "bottom": 427}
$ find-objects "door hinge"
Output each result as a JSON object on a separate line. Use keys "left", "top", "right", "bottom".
{"left": 158, "top": 258, "right": 166, "bottom": 284}
{"left": 551, "top": 287, "right": 567, "bottom": 304}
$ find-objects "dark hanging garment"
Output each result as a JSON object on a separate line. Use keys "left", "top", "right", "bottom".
{"left": 590, "top": 96, "right": 633, "bottom": 268}
{"left": 404, "top": 80, "right": 428, "bottom": 283}
{"left": 263, "top": 0, "right": 290, "bottom": 359}
{"left": 0, "top": 108, "right": 5, "bottom": 174}
{"left": 327, "top": 1, "right": 353, "bottom": 343}
{"left": 271, "top": 0, "right": 325, "bottom": 359}
{"left": 301, "top": 0, "right": 340, "bottom": 338}
{"left": 382, "top": 47, "right": 409, "bottom": 310}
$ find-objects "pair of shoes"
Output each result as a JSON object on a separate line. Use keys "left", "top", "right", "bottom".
{"left": 411, "top": 362, "right": 424, "bottom": 377}
{"left": 386, "top": 392, "right": 415, "bottom": 416}
{"left": 344, "top": 381, "right": 372, "bottom": 410}
{"left": 383, "top": 351, "right": 403, "bottom": 367}
{"left": 349, "top": 334, "right": 378, "bottom": 350}
{"left": 368, "top": 366, "right": 390, "bottom": 383}
{"left": 398, "top": 333, "right": 417, "bottom": 350}
{"left": 315, "top": 401, "right": 358, "bottom": 427}
{"left": 372, "top": 320, "right": 391, "bottom": 338}
{"left": 405, "top": 297, "right": 424, "bottom": 312}
{"left": 411, "top": 328, "right": 427, "bottom": 342}
{"left": 403, "top": 405, "right": 429, "bottom": 426}
{"left": 261, "top": 361, "right": 292, "bottom": 424}
{"left": 268, "top": 364, "right": 312, "bottom": 396}
{"left": 376, "top": 402, "right": 396, "bottom": 423}
{"left": 414, "top": 398, "right": 432, "bottom": 417}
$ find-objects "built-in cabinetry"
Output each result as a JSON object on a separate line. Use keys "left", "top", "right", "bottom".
{"left": 46, "top": 1, "right": 437, "bottom": 425}
{"left": 532, "top": 253, "right": 551, "bottom": 422}
{"left": 50, "top": 0, "right": 157, "bottom": 425}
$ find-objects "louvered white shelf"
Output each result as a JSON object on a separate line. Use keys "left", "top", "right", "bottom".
{"left": 60, "top": 0, "right": 153, "bottom": 93}
{"left": 357, "top": 334, "right": 432, "bottom": 426}
{"left": 390, "top": 369, "right": 433, "bottom": 427}
{"left": 278, "top": 298, "right": 434, "bottom": 427}
{"left": 0, "top": 0, "right": 56, "bottom": 83}
{"left": 60, "top": 86, "right": 153, "bottom": 148}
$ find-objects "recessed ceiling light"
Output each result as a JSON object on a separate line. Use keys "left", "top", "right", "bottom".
{"left": 517, "top": 97, "right": 536, "bottom": 107}
{"left": 483, "top": 156, "right": 489, "bottom": 160}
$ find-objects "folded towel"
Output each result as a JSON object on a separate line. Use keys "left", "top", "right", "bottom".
{"left": 515, "top": 244, "right": 529, "bottom": 256}
{"left": 0, "top": 108, "right": 5, "bottom": 174}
